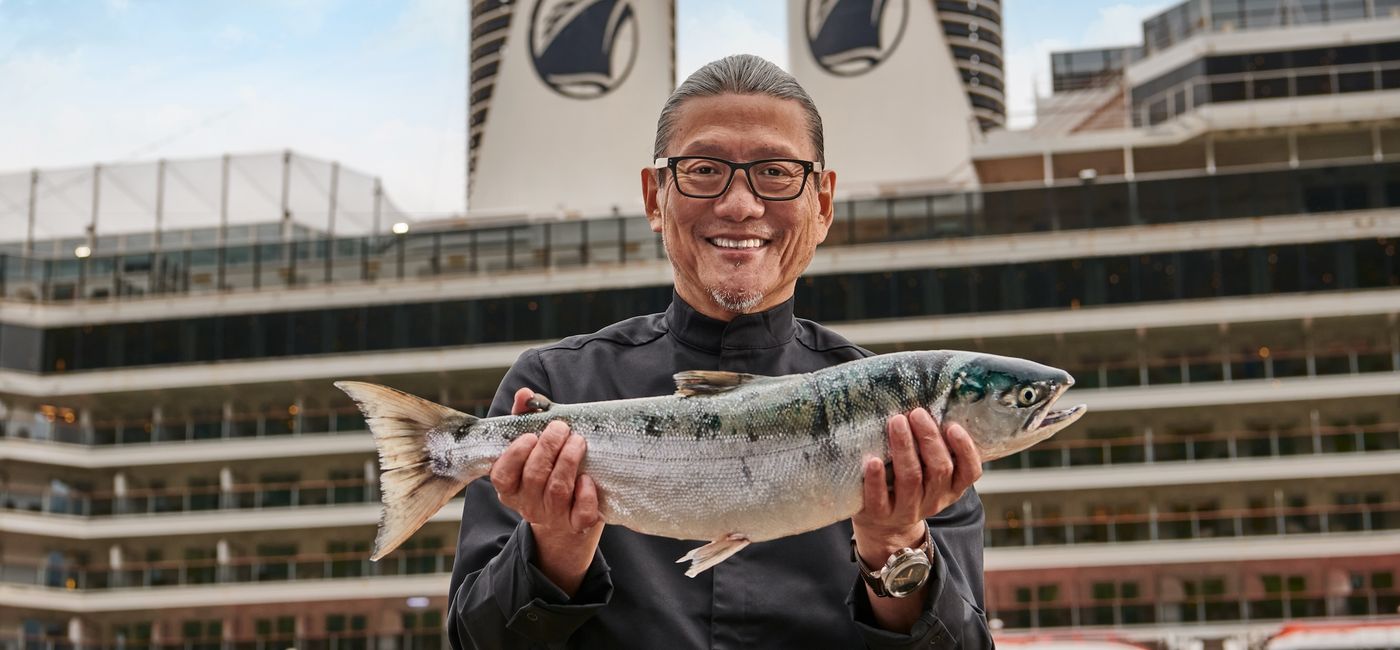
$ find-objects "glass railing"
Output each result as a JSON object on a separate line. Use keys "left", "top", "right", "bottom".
{"left": 991, "top": 586, "right": 1400, "bottom": 629}
{"left": 985, "top": 419, "right": 1400, "bottom": 471}
{"left": 1133, "top": 58, "right": 1400, "bottom": 126}
{"left": 1142, "top": 0, "right": 1398, "bottom": 54}
{"left": 0, "top": 633, "right": 445, "bottom": 650}
{"left": 5, "top": 158, "right": 1399, "bottom": 304}
{"left": 985, "top": 501, "right": 1400, "bottom": 547}
{"left": 0, "top": 400, "right": 489, "bottom": 446}
{"left": 4, "top": 329, "right": 1395, "bottom": 447}
{"left": 1, "top": 478, "right": 381, "bottom": 517}
{"left": 0, "top": 548, "right": 451, "bottom": 591}
{"left": 1064, "top": 344, "right": 1397, "bottom": 390}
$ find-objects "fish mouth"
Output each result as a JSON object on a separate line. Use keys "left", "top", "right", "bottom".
{"left": 1035, "top": 403, "right": 1087, "bottom": 435}
{"left": 1029, "top": 383, "right": 1087, "bottom": 436}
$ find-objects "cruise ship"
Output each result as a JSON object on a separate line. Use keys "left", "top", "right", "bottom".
{"left": 3, "top": 0, "right": 1400, "bottom": 648}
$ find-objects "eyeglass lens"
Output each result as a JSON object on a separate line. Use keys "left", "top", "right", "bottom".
{"left": 673, "top": 159, "right": 807, "bottom": 199}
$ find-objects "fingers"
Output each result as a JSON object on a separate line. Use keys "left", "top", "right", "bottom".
{"left": 944, "top": 422, "right": 983, "bottom": 495}
{"left": 490, "top": 434, "right": 537, "bottom": 496}
{"left": 887, "top": 414, "right": 923, "bottom": 520}
{"left": 544, "top": 430, "right": 587, "bottom": 521}
{"left": 860, "top": 456, "right": 890, "bottom": 517}
{"left": 570, "top": 474, "right": 601, "bottom": 532}
{"left": 520, "top": 421, "right": 570, "bottom": 498}
{"left": 911, "top": 408, "right": 954, "bottom": 505}
{"left": 511, "top": 387, "right": 552, "bottom": 415}
{"left": 511, "top": 388, "right": 535, "bottom": 416}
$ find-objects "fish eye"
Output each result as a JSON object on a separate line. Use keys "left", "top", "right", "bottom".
{"left": 1016, "top": 385, "right": 1038, "bottom": 407}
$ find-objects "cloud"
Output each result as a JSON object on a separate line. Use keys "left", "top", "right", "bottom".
{"left": 106, "top": 0, "right": 129, "bottom": 13}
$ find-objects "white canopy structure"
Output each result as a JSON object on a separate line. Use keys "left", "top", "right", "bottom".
{"left": 0, "top": 151, "right": 409, "bottom": 257}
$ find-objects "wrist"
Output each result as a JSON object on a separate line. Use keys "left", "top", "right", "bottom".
{"left": 529, "top": 522, "right": 603, "bottom": 597}
{"left": 852, "top": 521, "right": 928, "bottom": 569}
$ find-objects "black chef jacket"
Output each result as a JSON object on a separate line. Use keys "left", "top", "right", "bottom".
{"left": 448, "top": 294, "right": 992, "bottom": 649}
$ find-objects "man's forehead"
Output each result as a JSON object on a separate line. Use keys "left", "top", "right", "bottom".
{"left": 683, "top": 139, "right": 801, "bottom": 159}
{"left": 668, "top": 93, "right": 813, "bottom": 159}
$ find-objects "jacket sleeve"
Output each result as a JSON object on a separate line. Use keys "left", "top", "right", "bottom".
{"left": 447, "top": 349, "right": 614, "bottom": 650}
{"left": 848, "top": 488, "right": 995, "bottom": 649}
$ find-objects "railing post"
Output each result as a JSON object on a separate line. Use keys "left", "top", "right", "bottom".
{"left": 1144, "top": 427, "right": 1154, "bottom": 464}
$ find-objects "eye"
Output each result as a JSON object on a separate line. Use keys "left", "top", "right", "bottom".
{"left": 1016, "top": 386, "right": 1038, "bottom": 407}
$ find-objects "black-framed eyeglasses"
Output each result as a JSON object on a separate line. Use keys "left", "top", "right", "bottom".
{"left": 654, "top": 156, "right": 823, "bottom": 201}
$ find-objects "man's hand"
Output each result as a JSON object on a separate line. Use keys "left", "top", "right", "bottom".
{"left": 489, "top": 387, "right": 603, "bottom": 596}
{"left": 851, "top": 408, "right": 983, "bottom": 631}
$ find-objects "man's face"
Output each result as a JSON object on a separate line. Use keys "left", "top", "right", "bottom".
{"left": 642, "top": 93, "right": 836, "bottom": 320}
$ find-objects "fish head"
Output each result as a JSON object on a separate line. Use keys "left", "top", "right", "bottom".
{"left": 937, "top": 353, "right": 1087, "bottom": 461}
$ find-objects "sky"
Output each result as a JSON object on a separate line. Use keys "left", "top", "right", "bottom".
{"left": 0, "top": 0, "right": 1169, "bottom": 217}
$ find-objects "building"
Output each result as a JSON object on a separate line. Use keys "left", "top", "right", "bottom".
{"left": 3, "top": 0, "right": 1400, "bottom": 648}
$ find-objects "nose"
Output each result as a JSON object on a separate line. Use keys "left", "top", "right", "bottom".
{"left": 711, "top": 169, "right": 765, "bottom": 222}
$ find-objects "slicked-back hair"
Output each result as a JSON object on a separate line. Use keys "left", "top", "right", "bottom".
{"left": 653, "top": 54, "right": 825, "bottom": 164}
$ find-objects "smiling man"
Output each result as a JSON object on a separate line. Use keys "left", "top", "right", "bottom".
{"left": 448, "top": 55, "right": 993, "bottom": 649}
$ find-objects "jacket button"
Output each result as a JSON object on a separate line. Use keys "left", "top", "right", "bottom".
{"left": 525, "top": 612, "right": 539, "bottom": 622}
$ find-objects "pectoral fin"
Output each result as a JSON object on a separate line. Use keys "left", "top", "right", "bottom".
{"left": 676, "top": 533, "right": 751, "bottom": 577}
{"left": 673, "top": 371, "right": 770, "bottom": 397}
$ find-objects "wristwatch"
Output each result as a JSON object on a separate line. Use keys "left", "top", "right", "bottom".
{"left": 851, "top": 523, "right": 934, "bottom": 598}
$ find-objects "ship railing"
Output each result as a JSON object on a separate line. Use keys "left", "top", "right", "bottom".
{"left": 1133, "top": 57, "right": 1400, "bottom": 127}
{"left": 0, "top": 548, "right": 452, "bottom": 591}
{"left": 989, "top": 586, "right": 1400, "bottom": 629}
{"left": 0, "top": 478, "right": 382, "bottom": 517}
{"left": 4, "top": 157, "right": 1400, "bottom": 304}
{"left": 0, "top": 400, "right": 489, "bottom": 446}
{"left": 984, "top": 418, "right": 1400, "bottom": 471}
{"left": 3, "top": 338, "right": 1395, "bottom": 448}
{"left": 983, "top": 500, "right": 1400, "bottom": 547}
{"left": 1143, "top": 0, "right": 1400, "bottom": 54}
{"left": 0, "top": 632, "right": 446, "bottom": 650}
{"left": 1064, "top": 343, "right": 1398, "bottom": 391}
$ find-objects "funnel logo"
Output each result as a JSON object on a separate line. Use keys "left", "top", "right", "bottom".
{"left": 805, "top": 0, "right": 908, "bottom": 76}
{"left": 530, "top": 0, "right": 639, "bottom": 99}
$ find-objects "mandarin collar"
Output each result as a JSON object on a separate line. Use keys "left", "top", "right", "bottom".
{"left": 665, "top": 291, "right": 798, "bottom": 352}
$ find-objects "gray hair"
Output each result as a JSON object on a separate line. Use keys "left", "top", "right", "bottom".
{"left": 653, "top": 54, "right": 825, "bottom": 164}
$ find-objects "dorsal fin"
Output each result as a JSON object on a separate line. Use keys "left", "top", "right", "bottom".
{"left": 673, "top": 370, "right": 769, "bottom": 397}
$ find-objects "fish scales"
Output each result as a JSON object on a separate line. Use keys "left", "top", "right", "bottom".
{"left": 336, "top": 349, "right": 1087, "bottom": 572}
{"left": 440, "top": 353, "right": 946, "bottom": 542}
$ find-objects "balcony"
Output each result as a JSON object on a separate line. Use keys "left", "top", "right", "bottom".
{"left": 3, "top": 158, "right": 1398, "bottom": 306}
{"left": 1, "top": 634, "right": 446, "bottom": 650}
{"left": 991, "top": 587, "right": 1400, "bottom": 630}
{"left": 2, "top": 478, "right": 381, "bottom": 518}
{"left": 0, "top": 548, "right": 451, "bottom": 592}
{"left": 984, "top": 501, "right": 1400, "bottom": 548}
{"left": 1132, "top": 51, "right": 1400, "bottom": 127}
{"left": 985, "top": 418, "right": 1400, "bottom": 473}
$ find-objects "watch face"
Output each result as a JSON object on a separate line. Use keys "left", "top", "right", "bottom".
{"left": 886, "top": 559, "right": 931, "bottom": 597}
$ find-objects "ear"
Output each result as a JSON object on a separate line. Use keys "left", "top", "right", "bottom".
{"left": 641, "top": 166, "right": 664, "bottom": 233}
{"left": 813, "top": 168, "right": 837, "bottom": 244}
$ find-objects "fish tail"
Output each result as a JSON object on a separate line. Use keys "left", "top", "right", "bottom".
{"left": 335, "top": 381, "right": 478, "bottom": 561}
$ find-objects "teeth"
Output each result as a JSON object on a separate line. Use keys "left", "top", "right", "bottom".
{"left": 710, "top": 237, "right": 765, "bottom": 249}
